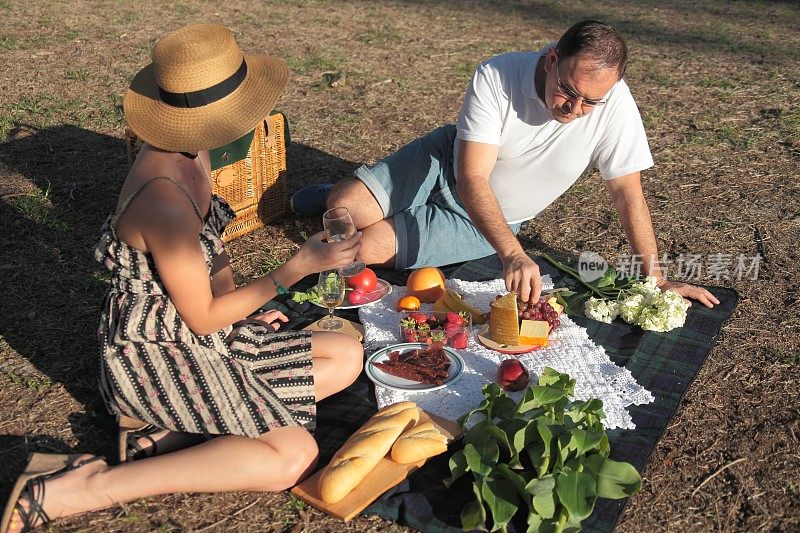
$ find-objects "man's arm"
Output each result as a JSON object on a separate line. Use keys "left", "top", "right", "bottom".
{"left": 605, "top": 172, "right": 719, "bottom": 307}
{"left": 455, "top": 139, "right": 542, "bottom": 303}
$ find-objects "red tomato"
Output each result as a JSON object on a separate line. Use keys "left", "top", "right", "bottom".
{"left": 346, "top": 268, "right": 378, "bottom": 292}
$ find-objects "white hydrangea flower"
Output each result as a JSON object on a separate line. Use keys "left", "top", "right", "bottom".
{"left": 649, "top": 290, "right": 690, "bottom": 332}
{"left": 630, "top": 283, "right": 689, "bottom": 332}
{"left": 584, "top": 277, "right": 690, "bottom": 332}
{"left": 637, "top": 306, "right": 669, "bottom": 332}
{"left": 584, "top": 297, "right": 620, "bottom": 323}
{"left": 628, "top": 277, "right": 659, "bottom": 304}
{"left": 618, "top": 293, "right": 644, "bottom": 323}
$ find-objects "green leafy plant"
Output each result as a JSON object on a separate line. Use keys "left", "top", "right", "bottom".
{"left": 446, "top": 368, "right": 641, "bottom": 532}
{"left": 290, "top": 285, "right": 322, "bottom": 304}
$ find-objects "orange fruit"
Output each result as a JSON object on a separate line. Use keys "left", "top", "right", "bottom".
{"left": 406, "top": 267, "right": 446, "bottom": 303}
{"left": 396, "top": 295, "right": 421, "bottom": 312}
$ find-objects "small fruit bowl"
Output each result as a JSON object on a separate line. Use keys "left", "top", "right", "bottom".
{"left": 399, "top": 311, "right": 472, "bottom": 349}
{"left": 344, "top": 279, "right": 392, "bottom": 307}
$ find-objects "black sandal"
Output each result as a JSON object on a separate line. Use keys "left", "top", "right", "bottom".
{"left": 118, "top": 415, "right": 160, "bottom": 463}
{"left": 125, "top": 425, "right": 160, "bottom": 462}
{"left": 0, "top": 454, "right": 105, "bottom": 533}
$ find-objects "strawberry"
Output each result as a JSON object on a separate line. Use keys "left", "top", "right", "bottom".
{"left": 444, "top": 322, "right": 462, "bottom": 338}
{"left": 416, "top": 326, "right": 431, "bottom": 344}
{"left": 446, "top": 312, "right": 465, "bottom": 326}
{"left": 403, "top": 329, "right": 418, "bottom": 342}
{"left": 450, "top": 331, "right": 468, "bottom": 349}
{"left": 430, "top": 331, "right": 447, "bottom": 344}
{"left": 400, "top": 317, "right": 417, "bottom": 330}
{"left": 409, "top": 312, "right": 428, "bottom": 325}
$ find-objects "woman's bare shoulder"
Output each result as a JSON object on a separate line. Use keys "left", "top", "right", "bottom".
{"left": 115, "top": 154, "right": 202, "bottom": 251}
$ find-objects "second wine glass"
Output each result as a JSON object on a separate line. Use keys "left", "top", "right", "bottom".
{"left": 317, "top": 270, "right": 346, "bottom": 330}
{"left": 322, "top": 206, "right": 365, "bottom": 277}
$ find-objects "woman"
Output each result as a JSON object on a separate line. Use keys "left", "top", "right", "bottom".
{"left": 1, "top": 24, "right": 363, "bottom": 532}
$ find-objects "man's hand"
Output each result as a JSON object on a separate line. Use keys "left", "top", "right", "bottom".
{"left": 657, "top": 279, "right": 720, "bottom": 308}
{"left": 502, "top": 252, "right": 542, "bottom": 303}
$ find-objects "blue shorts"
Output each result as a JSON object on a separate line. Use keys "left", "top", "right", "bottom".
{"left": 354, "top": 124, "right": 521, "bottom": 270}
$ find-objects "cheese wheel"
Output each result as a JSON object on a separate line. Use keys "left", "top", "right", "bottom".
{"left": 490, "top": 292, "right": 520, "bottom": 345}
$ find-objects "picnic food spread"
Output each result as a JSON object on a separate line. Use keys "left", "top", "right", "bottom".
{"left": 371, "top": 343, "right": 452, "bottom": 385}
{"left": 304, "top": 272, "right": 657, "bottom": 527}
{"left": 316, "top": 401, "right": 449, "bottom": 504}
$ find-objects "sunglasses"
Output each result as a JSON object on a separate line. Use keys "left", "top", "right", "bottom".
{"left": 554, "top": 60, "right": 608, "bottom": 107}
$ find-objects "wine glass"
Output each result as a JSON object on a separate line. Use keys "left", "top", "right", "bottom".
{"left": 322, "top": 207, "right": 365, "bottom": 277}
{"left": 317, "top": 270, "right": 346, "bottom": 330}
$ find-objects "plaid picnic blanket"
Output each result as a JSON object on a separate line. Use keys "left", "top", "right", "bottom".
{"left": 274, "top": 254, "right": 738, "bottom": 532}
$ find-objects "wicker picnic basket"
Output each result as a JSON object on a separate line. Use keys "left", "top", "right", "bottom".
{"left": 124, "top": 112, "right": 289, "bottom": 242}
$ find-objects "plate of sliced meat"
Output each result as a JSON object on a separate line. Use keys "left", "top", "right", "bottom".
{"left": 365, "top": 342, "right": 465, "bottom": 392}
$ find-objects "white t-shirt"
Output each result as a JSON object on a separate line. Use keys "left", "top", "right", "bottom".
{"left": 454, "top": 46, "right": 654, "bottom": 224}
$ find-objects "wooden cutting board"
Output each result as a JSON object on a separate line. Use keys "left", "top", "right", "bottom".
{"left": 303, "top": 317, "right": 364, "bottom": 342}
{"left": 291, "top": 411, "right": 462, "bottom": 521}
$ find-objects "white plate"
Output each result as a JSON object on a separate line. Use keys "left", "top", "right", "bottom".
{"left": 311, "top": 278, "right": 392, "bottom": 310}
{"left": 365, "top": 342, "right": 465, "bottom": 392}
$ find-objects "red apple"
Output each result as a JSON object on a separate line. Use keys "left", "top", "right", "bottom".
{"left": 497, "top": 359, "right": 529, "bottom": 392}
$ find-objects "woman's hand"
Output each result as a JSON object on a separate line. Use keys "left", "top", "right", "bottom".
{"left": 237, "top": 309, "right": 289, "bottom": 331}
{"left": 293, "top": 230, "right": 362, "bottom": 275}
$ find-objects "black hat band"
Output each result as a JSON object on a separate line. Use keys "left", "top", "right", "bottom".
{"left": 159, "top": 60, "right": 248, "bottom": 108}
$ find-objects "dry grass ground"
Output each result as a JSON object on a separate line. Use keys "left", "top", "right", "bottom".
{"left": 0, "top": 0, "right": 798, "bottom": 531}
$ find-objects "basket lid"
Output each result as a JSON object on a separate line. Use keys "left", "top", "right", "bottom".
{"left": 209, "top": 128, "right": 255, "bottom": 170}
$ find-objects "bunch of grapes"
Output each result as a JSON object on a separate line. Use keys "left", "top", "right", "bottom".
{"left": 518, "top": 298, "right": 560, "bottom": 331}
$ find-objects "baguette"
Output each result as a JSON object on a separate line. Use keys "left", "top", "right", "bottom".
{"left": 390, "top": 420, "right": 448, "bottom": 464}
{"left": 317, "top": 401, "right": 420, "bottom": 503}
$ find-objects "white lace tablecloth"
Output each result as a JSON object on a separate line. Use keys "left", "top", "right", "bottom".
{"left": 358, "top": 277, "right": 654, "bottom": 430}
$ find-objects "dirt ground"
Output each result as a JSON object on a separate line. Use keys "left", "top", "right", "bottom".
{"left": 1, "top": 0, "right": 798, "bottom": 531}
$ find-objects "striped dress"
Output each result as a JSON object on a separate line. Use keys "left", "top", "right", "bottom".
{"left": 95, "top": 177, "right": 316, "bottom": 438}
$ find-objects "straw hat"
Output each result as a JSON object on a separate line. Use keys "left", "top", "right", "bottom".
{"left": 124, "top": 23, "right": 289, "bottom": 153}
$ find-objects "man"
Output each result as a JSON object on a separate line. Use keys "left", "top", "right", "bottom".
{"left": 292, "top": 20, "right": 718, "bottom": 308}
